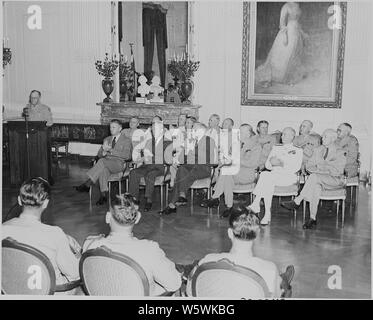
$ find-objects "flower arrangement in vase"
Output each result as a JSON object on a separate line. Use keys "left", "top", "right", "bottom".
{"left": 167, "top": 53, "right": 200, "bottom": 103}
{"left": 95, "top": 53, "right": 119, "bottom": 102}
{"left": 118, "top": 54, "right": 132, "bottom": 101}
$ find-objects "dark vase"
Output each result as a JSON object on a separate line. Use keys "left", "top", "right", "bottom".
{"left": 102, "top": 78, "right": 114, "bottom": 102}
{"left": 180, "top": 80, "right": 194, "bottom": 103}
{"left": 119, "top": 79, "right": 127, "bottom": 102}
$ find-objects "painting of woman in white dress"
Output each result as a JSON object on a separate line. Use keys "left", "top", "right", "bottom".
{"left": 255, "top": 2, "right": 307, "bottom": 87}
{"left": 241, "top": 2, "right": 346, "bottom": 108}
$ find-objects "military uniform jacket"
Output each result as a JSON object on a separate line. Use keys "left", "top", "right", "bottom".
{"left": 265, "top": 143, "right": 303, "bottom": 175}
{"left": 293, "top": 133, "right": 321, "bottom": 161}
{"left": 306, "top": 143, "right": 346, "bottom": 177}
{"left": 24, "top": 103, "right": 53, "bottom": 126}
{"left": 335, "top": 135, "right": 359, "bottom": 177}
{"left": 252, "top": 134, "right": 276, "bottom": 167}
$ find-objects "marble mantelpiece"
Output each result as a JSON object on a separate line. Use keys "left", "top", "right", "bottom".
{"left": 97, "top": 102, "right": 201, "bottom": 125}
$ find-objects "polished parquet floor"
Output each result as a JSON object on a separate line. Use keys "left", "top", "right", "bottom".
{"left": 2, "top": 157, "right": 372, "bottom": 299}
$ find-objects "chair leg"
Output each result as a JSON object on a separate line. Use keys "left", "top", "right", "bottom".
{"left": 89, "top": 186, "right": 92, "bottom": 208}
{"left": 108, "top": 182, "right": 111, "bottom": 208}
{"left": 292, "top": 195, "right": 296, "bottom": 221}
{"left": 166, "top": 183, "right": 169, "bottom": 204}
{"left": 119, "top": 180, "right": 122, "bottom": 196}
{"left": 190, "top": 189, "right": 193, "bottom": 207}
{"left": 336, "top": 199, "right": 339, "bottom": 228}
{"left": 303, "top": 200, "right": 306, "bottom": 223}
{"left": 160, "top": 185, "right": 164, "bottom": 210}
{"left": 342, "top": 199, "right": 345, "bottom": 228}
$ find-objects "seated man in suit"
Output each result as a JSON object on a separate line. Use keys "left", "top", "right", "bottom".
{"left": 122, "top": 116, "right": 140, "bottom": 140}
{"left": 251, "top": 120, "right": 276, "bottom": 170}
{"left": 247, "top": 127, "right": 303, "bottom": 225}
{"left": 128, "top": 116, "right": 173, "bottom": 211}
{"left": 23, "top": 90, "right": 53, "bottom": 126}
{"left": 206, "top": 114, "right": 221, "bottom": 145}
{"left": 83, "top": 194, "right": 181, "bottom": 296}
{"left": 335, "top": 122, "right": 359, "bottom": 178}
{"left": 75, "top": 119, "right": 132, "bottom": 205}
{"left": 2, "top": 177, "right": 80, "bottom": 293}
{"left": 281, "top": 129, "right": 347, "bottom": 229}
{"left": 185, "top": 208, "right": 294, "bottom": 298}
{"left": 160, "top": 122, "right": 218, "bottom": 215}
{"left": 201, "top": 123, "right": 261, "bottom": 218}
{"left": 293, "top": 120, "right": 321, "bottom": 173}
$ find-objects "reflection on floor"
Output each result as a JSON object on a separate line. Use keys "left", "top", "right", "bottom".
{"left": 2, "top": 158, "right": 371, "bottom": 298}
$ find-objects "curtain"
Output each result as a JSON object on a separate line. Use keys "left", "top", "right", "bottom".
{"left": 143, "top": 4, "right": 168, "bottom": 87}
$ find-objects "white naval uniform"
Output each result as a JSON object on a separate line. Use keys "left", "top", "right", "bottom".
{"left": 253, "top": 143, "right": 303, "bottom": 199}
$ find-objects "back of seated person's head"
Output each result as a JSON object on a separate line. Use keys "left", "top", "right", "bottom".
{"left": 18, "top": 177, "right": 51, "bottom": 212}
{"left": 228, "top": 207, "right": 260, "bottom": 242}
{"left": 106, "top": 194, "right": 141, "bottom": 230}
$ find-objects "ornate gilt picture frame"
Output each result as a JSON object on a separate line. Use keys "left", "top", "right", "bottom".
{"left": 241, "top": 1, "right": 347, "bottom": 108}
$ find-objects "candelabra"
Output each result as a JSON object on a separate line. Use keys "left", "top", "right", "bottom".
{"left": 3, "top": 47, "right": 12, "bottom": 69}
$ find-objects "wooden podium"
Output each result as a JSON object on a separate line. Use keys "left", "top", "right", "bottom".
{"left": 8, "top": 121, "right": 53, "bottom": 186}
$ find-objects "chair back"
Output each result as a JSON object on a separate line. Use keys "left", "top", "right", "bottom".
{"left": 79, "top": 246, "right": 150, "bottom": 296}
{"left": 190, "top": 258, "right": 270, "bottom": 299}
{"left": 2, "top": 237, "right": 56, "bottom": 295}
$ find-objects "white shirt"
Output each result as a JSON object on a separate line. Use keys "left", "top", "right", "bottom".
{"left": 83, "top": 233, "right": 181, "bottom": 296}
{"left": 265, "top": 143, "right": 303, "bottom": 175}
{"left": 2, "top": 214, "right": 80, "bottom": 284}
{"left": 187, "top": 252, "right": 282, "bottom": 298}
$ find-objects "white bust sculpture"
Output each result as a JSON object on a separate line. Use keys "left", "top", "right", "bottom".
{"left": 149, "top": 76, "right": 164, "bottom": 97}
{"left": 137, "top": 75, "right": 150, "bottom": 98}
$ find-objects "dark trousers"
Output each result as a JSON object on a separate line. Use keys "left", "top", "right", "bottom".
{"left": 171, "top": 164, "right": 211, "bottom": 203}
{"left": 128, "top": 164, "right": 164, "bottom": 200}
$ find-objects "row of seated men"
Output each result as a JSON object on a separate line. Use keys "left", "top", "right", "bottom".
{"left": 2, "top": 178, "right": 294, "bottom": 297}
{"left": 75, "top": 114, "right": 359, "bottom": 230}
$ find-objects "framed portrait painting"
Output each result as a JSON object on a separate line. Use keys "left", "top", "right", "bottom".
{"left": 241, "top": 2, "right": 347, "bottom": 108}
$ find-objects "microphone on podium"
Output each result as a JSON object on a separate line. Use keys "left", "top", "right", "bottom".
{"left": 22, "top": 106, "right": 30, "bottom": 119}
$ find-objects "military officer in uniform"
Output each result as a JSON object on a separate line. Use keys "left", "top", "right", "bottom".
{"left": 251, "top": 120, "right": 276, "bottom": 169}
{"left": 336, "top": 123, "right": 359, "bottom": 178}
{"left": 201, "top": 123, "right": 261, "bottom": 217}
{"left": 281, "top": 129, "right": 347, "bottom": 229}
{"left": 75, "top": 119, "right": 132, "bottom": 205}
{"left": 247, "top": 127, "right": 303, "bottom": 225}
{"left": 293, "top": 120, "right": 321, "bottom": 173}
{"left": 23, "top": 90, "right": 53, "bottom": 126}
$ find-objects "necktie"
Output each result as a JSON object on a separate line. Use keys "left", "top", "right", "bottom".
{"left": 323, "top": 147, "right": 329, "bottom": 160}
{"left": 112, "top": 137, "right": 117, "bottom": 149}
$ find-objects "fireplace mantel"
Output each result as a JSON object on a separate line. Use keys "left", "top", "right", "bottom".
{"left": 97, "top": 102, "right": 201, "bottom": 125}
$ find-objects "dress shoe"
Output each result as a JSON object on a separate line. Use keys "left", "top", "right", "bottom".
{"left": 160, "top": 206, "right": 177, "bottom": 215}
{"left": 282, "top": 265, "right": 295, "bottom": 284}
{"left": 220, "top": 207, "right": 233, "bottom": 218}
{"left": 281, "top": 200, "right": 300, "bottom": 211}
{"left": 200, "top": 198, "right": 220, "bottom": 208}
{"left": 144, "top": 202, "right": 152, "bottom": 212}
{"left": 75, "top": 184, "right": 90, "bottom": 192}
{"left": 303, "top": 218, "right": 317, "bottom": 229}
{"left": 96, "top": 196, "right": 107, "bottom": 206}
{"left": 260, "top": 216, "right": 271, "bottom": 226}
{"left": 175, "top": 196, "right": 187, "bottom": 206}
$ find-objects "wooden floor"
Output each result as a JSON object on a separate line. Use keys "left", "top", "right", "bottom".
{"left": 2, "top": 157, "right": 372, "bottom": 299}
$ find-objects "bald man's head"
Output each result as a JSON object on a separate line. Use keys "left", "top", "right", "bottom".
{"left": 299, "top": 120, "right": 313, "bottom": 135}
{"left": 322, "top": 129, "right": 338, "bottom": 146}
{"left": 337, "top": 123, "right": 352, "bottom": 139}
{"left": 282, "top": 127, "right": 296, "bottom": 144}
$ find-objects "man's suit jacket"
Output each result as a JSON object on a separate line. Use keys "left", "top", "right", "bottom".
{"left": 97, "top": 131, "right": 132, "bottom": 162}
{"left": 336, "top": 135, "right": 359, "bottom": 177}
{"left": 306, "top": 143, "right": 346, "bottom": 177}
{"left": 134, "top": 130, "right": 173, "bottom": 166}
{"left": 181, "top": 135, "right": 218, "bottom": 166}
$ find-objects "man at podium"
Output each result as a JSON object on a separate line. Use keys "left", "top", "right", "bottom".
{"left": 22, "top": 90, "right": 53, "bottom": 126}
